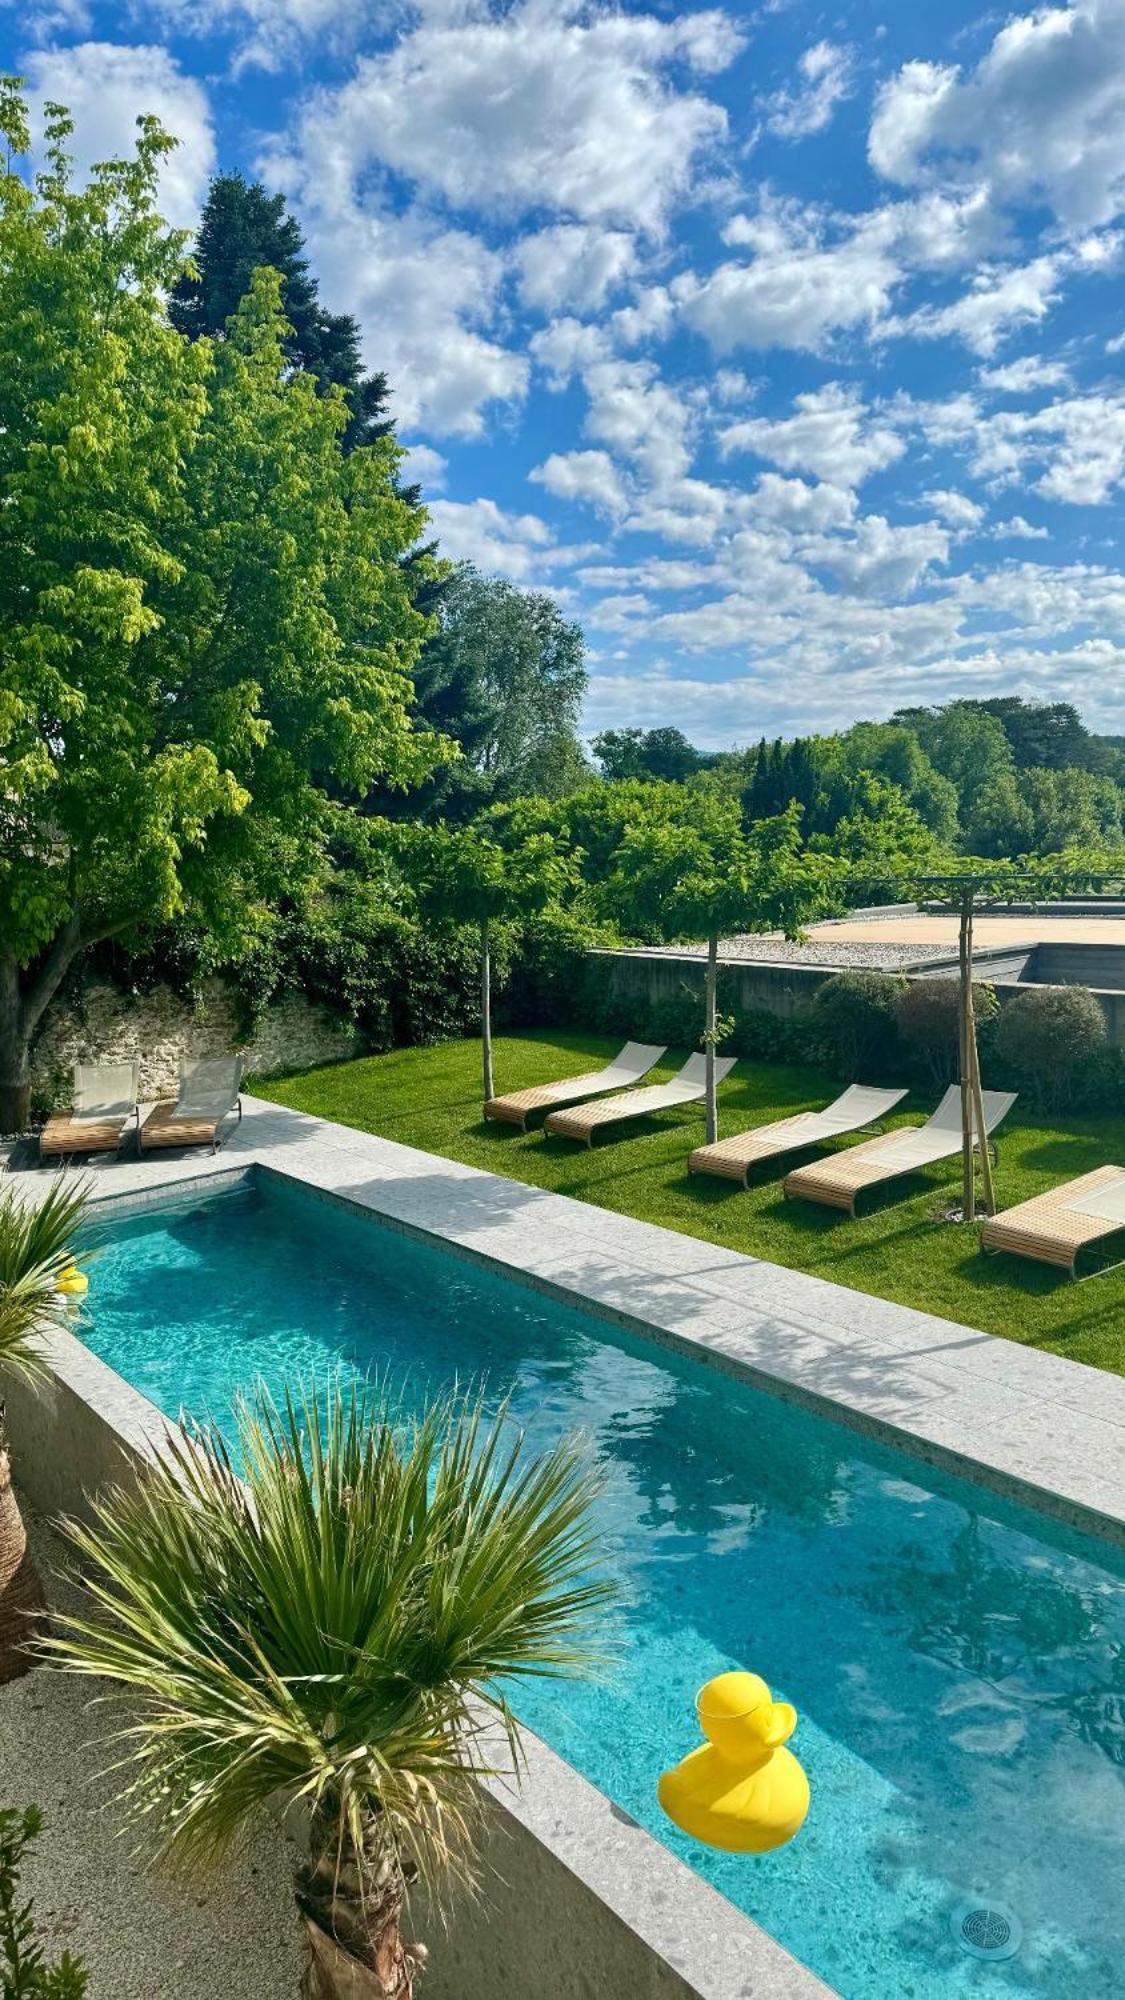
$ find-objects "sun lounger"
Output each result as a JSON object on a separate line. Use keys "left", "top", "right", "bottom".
{"left": 140, "top": 1056, "right": 243, "bottom": 1154}
{"left": 484, "top": 1042, "right": 667, "bottom": 1130}
{"left": 981, "top": 1164, "right": 1125, "bottom": 1279}
{"left": 782, "top": 1084, "right": 1017, "bottom": 1216}
{"left": 40, "top": 1059, "right": 140, "bottom": 1161}
{"left": 544, "top": 1053, "right": 737, "bottom": 1146}
{"left": 689, "top": 1084, "right": 909, "bottom": 1186}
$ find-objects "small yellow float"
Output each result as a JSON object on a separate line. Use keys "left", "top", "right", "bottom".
{"left": 56, "top": 1263, "right": 88, "bottom": 1298}
{"left": 657, "top": 1670, "right": 810, "bottom": 1854}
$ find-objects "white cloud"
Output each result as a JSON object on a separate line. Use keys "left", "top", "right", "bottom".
{"left": 893, "top": 255, "right": 1063, "bottom": 355}
{"left": 922, "top": 487, "right": 985, "bottom": 530}
{"left": 22, "top": 42, "right": 215, "bottom": 229}
{"left": 516, "top": 224, "right": 637, "bottom": 314}
{"left": 967, "top": 390, "right": 1125, "bottom": 502}
{"left": 425, "top": 496, "right": 590, "bottom": 583}
{"left": 979, "top": 355, "right": 1073, "bottom": 393}
{"left": 136, "top": 0, "right": 376, "bottom": 72}
{"left": 719, "top": 384, "right": 905, "bottom": 487}
{"left": 745, "top": 473, "right": 857, "bottom": 530}
{"left": 806, "top": 513, "right": 950, "bottom": 598}
{"left": 761, "top": 40, "right": 856, "bottom": 141}
{"left": 677, "top": 199, "right": 901, "bottom": 352}
{"left": 530, "top": 449, "right": 629, "bottom": 517}
{"left": 581, "top": 356, "right": 694, "bottom": 483}
{"left": 989, "top": 515, "right": 1049, "bottom": 538}
{"left": 869, "top": 0, "right": 1125, "bottom": 231}
{"left": 400, "top": 442, "right": 448, "bottom": 492}
{"left": 300, "top": 4, "right": 740, "bottom": 234}
{"left": 529, "top": 317, "right": 610, "bottom": 387}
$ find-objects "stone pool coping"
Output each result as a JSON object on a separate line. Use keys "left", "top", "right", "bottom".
{"left": 9, "top": 1091, "right": 1125, "bottom": 1999}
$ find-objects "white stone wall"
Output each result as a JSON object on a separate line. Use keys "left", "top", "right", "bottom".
{"left": 31, "top": 976, "right": 363, "bottom": 1102}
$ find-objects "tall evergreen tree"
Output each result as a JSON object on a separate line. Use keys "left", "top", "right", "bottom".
{"left": 171, "top": 175, "right": 392, "bottom": 454}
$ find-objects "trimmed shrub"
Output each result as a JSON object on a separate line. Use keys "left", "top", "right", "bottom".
{"left": 812, "top": 971, "right": 905, "bottom": 1081}
{"left": 995, "top": 984, "right": 1108, "bottom": 1110}
{"left": 895, "top": 977, "right": 999, "bottom": 1089}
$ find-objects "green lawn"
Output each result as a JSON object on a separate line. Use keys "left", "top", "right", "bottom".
{"left": 253, "top": 1030, "right": 1125, "bottom": 1376}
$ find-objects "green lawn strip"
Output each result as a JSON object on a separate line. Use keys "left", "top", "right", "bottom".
{"left": 252, "top": 1030, "right": 1125, "bottom": 1377}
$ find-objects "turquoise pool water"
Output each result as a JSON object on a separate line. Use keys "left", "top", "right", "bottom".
{"left": 78, "top": 1174, "right": 1125, "bottom": 2000}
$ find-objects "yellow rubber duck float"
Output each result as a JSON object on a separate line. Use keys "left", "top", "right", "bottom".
{"left": 56, "top": 1263, "right": 88, "bottom": 1298}
{"left": 658, "top": 1671, "right": 810, "bottom": 1854}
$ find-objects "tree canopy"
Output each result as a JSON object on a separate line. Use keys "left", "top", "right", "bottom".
{"left": 0, "top": 86, "right": 439, "bottom": 1126}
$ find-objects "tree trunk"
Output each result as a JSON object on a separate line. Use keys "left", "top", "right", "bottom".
{"left": 0, "top": 1421, "right": 46, "bottom": 1685}
{"left": 297, "top": 1827, "right": 424, "bottom": 2000}
{"left": 704, "top": 934, "right": 719, "bottom": 1146}
{"left": 958, "top": 898, "right": 975, "bottom": 1222}
{"left": 0, "top": 957, "right": 31, "bottom": 1137}
{"left": 480, "top": 916, "right": 493, "bottom": 1104}
{"left": 964, "top": 906, "right": 996, "bottom": 1214}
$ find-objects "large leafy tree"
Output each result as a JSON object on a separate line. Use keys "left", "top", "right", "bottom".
{"left": 592, "top": 726, "right": 701, "bottom": 785}
{"left": 380, "top": 566, "right": 590, "bottom": 820}
{"left": 170, "top": 174, "right": 391, "bottom": 455}
{"left": 0, "top": 88, "right": 438, "bottom": 1130}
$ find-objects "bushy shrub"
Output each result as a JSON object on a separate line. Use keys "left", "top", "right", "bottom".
{"left": 0, "top": 1807, "right": 88, "bottom": 1997}
{"left": 812, "top": 971, "right": 905, "bottom": 1081}
{"left": 996, "top": 984, "right": 1108, "bottom": 1110}
{"left": 498, "top": 905, "right": 620, "bottom": 1030}
{"left": 895, "top": 977, "right": 998, "bottom": 1088}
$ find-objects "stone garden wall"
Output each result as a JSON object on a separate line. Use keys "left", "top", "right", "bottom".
{"left": 31, "top": 976, "right": 363, "bottom": 1102}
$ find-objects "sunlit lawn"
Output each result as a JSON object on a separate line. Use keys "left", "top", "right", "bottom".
{"left": 253, "top": 1029, "right": 1125, "bottom": 1377}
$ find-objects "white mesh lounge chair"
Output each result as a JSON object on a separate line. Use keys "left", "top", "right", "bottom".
{"left": 981, "top": 1164, "right": 1125, "bottom": 1279}
{"left": 544, "top": 1053, "right": 737, "bottom": 1147}
{"left": 140, "top": 1056, "right": 244, "bottom": 1155}
{"left": 484, "top": 1041, "right": 667, "bottom": 1131}
{"left": 689, "top": 1084, "right": 909, "bottom": 1187}
{"left": 782, "top": 1084, "right": 1017, "bottom": 1216}
{"left": 40, "top": 1059, "right": 141, "bottom": 1161}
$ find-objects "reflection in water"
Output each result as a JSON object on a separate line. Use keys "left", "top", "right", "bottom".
{"left": 80, "top": 1178, "right": 1125, "bottom": 2000}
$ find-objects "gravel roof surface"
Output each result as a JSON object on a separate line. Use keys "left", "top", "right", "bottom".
{"left": 646, "top": 936, "right": 954, "bottom": 970}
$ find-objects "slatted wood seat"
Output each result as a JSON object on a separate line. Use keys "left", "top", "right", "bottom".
{"left": 544, "top": 1054, "right": 736, "bottom": 1147}
{"left": 689, "top": 1085, "right": 908, "bottom": 1187}
{"left": 981, "top": 1164, "right": 1125, "bottom": 1278}
{"left": 139, "top": 1056, "right": 243, "bottom": 1154}
{"left": 483, "top": 1043, "right": 666, "bottom": 1130}
{"left": 782, "top": 1086, "right": 1017, "bottom": 1217}
{"left": 40, "top": 1060, "right": 140, "bottom": 1162}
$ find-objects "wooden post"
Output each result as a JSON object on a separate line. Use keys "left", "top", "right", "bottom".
{"left": 704, "top": 933, "right": 718, "bottom": 1146}
{"left": 964, "top": 901, "right": 997, "bottom": 1214}
{"left": 480, "top": 915, "right": 493, "bottom": 1104}
{"left": 958, "top": 893, "right": 975, "bottom": 1222}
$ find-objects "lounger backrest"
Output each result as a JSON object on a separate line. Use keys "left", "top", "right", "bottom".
{"left": 73, "top": 1058, "right": 139, "bottom": 1117}
{"left": 926, "top": 1084, "right": 1017, "bottom": 1137}
{"left": 676, "top": 1053, "right": 737, "bottom": 1089}
{"left": 823, "top": 1084, "right": 906, "bottom": 1129}
{"left": 177, "top": 1055, "right": 243, "bottom": 1117}
{"left": 616, "top": 1042, "right": 668, "bottom": 1076}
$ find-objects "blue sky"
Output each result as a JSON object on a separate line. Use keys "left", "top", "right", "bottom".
{"left": 5, "top": 0, "right": 1125, "bottom": 746}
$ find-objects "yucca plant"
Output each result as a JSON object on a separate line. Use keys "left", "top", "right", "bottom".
{"left": 0, "top": 1177, "right": 89, "bottom": 1685}
{"left": 48, "top": 1379, "right": 614, "bottom": 1999}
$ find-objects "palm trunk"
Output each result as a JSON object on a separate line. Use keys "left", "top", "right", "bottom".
{"left": 480, "top": 916, "right": 493, "bottom": 1104}
{"left": 298, "top": 1824, "right": 424, "bottom": 2000}
{"left": 0, "top": 1416, "right": 46, "bottom": 1685}
{"left": 704, "top": 934, "right": 718, "bottom": 1147}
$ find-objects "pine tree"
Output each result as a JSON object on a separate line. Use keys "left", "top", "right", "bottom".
{"left": 171, "top": 175, "right": 392, "bottom": 452}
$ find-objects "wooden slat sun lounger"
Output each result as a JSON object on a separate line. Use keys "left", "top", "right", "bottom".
{"left": 40, "top": 1060, "right": 140, "bottom": 1161}
{"left": 782, "top": 1085, "right": 1017, "bottom": 1216}
{"left": 981, "top": 1164, "right": 1125, "bottom": 1279}
{"left": 484, "top": 1042, "right": 667, "bottom": 1130}
{"left": 689, "top": 1084, "right": 909, "bottom": 1186}
{"left": 140, "top": 1056, "right": 244, "bottom": 1154}
{"left": 544, "top": 1053, "right": 737, "bottom": 1147}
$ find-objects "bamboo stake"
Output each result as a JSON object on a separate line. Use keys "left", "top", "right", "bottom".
{"left": 704, "top": 933, "right": 718, "bottom": 1146}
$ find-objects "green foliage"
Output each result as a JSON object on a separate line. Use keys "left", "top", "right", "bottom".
{"left": 592, "top": 726, "right": 701, "bottom": 784}
{"left": 895, "top": 977, "right": 998, "bottom": 1088}
{"left": 0, "top": 1808, "right": 88, "bottom": 1999}
{"left": 812, "top": 971, "right": 905, "bottom": 1081}
{"left": 383, "top": 565, "right": 590, "bottom": 819}
{"left": 892, "top": 703, "right": 1015, "bottom": 819}
{"left": 50, "top": 1380, "right": 612, "bottom": 1900}
{"left": 0, "top": 83, "right": 439, "bottom": 1101}
{"left": 996, "top": 985, "right": 1108, "bottom": 1110}
{"left": 170, "top": 174, "right": 392, "bottom": 453}
{"left": 0, "top": 1177, "right": 88, "bottom": 1383}
{"left": 605, "top": 795, "right": 840, "bottom": 948}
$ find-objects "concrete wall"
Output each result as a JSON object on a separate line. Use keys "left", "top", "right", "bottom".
{"left": 5, "top": 1270, "right": 826, "bottom": 2000}
{"left": 31, "top": 977, "right": 363, "bottom": 1104}
{"left": 594, "top": 948, "right": 835, "bottom": 1019}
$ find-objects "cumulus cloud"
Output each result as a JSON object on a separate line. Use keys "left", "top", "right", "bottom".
{"left": 745, "top": 473, "right": 857, "bottom": 531}
{"left": 922, "top": 488, "right": 985, "bottom": 530}
{"left": 135, "top": 0, "right": 377, "bottom": 71}
{"left": 676, "top": 200, "right": 902, "bottom": 353}
{"left": 979, "top": 355, "right": 1074, "bottom": 393}
{"left": 298, "top": 4, "right": 740, "bottom": 234}
{"left": 22, "top": 42, "right": 214, "bottom": 229}
{"left": 530, "top": 449, "right": 629, "bottom": 517}
{"left": 400, "top": 442, "right": 448, "bottom": 492}
{"left": 869, "top": 0, "right": 1125, "bottom": 231}
{"left": 719, "top": 384, "right": 905, "bottom": 487}
{"left": 515, "top": 224, "right": 637, "bottom": 314}
{"left": 892, "top": 255, "right": 1063, "bottom": 355}
{"left": 761, "top": 40, "right": 856, "bottom": 141}
{"left": 425, "top": 496, "right": 590, "bottom": 582}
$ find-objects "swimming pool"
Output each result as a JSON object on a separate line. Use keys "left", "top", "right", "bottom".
{"left": 78, "top": 1172, "right": 1125, "bottom": 2000}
